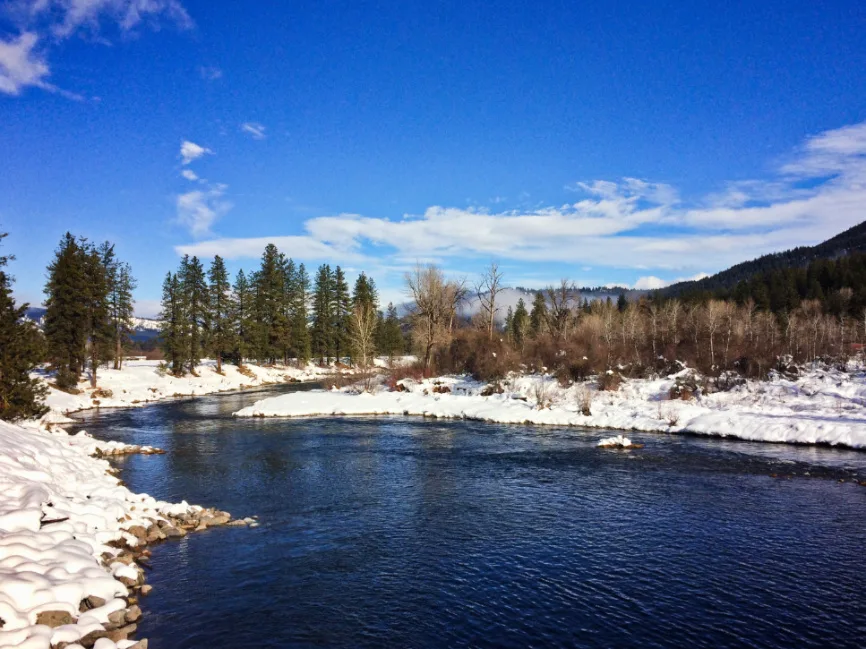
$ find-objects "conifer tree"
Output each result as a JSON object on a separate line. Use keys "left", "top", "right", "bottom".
{"left": 84, "top": 243, "right": 113, "bottom": 387}
{"left": 159, "top": 272, "right": 185, "bottom": 376}
{"left": 511, "top": 297, "right": 529, "bottom": 348}
{"left": 290, "top": 263, "right": 311, "bottom": 364}
{"left": 379, "top": 303, "right": 403, "bottom": 361}
{"left": 208, "top": 255, "right": 233, "bottom": 373}
{"left": 232, "top": 269, "right": 254, "bottom": 366}
{"left": 0, "top": 233, "right": 48, "bottom": 420}
{"left": 504, "top": 306, "right": 514, "bottom": 341}
{"left": 332, "top": 266, "right": 352, "bottom": 362}
{"left": 108, "top": 260, "right": 136, "bottom": 370}
{"left": 252, "top": 244, "right": 288, "bottom": 363}
{"left": 311, "top": 264, "right": 333, "bottom": 363}
{"left": 178, "top": 255, "right": 208, "bottom": 373}
{"left": 44, "top": 233, "right": 90, "bottom": 388}
{"left": 529, "top": 291, "right": 547, "bottom": 338}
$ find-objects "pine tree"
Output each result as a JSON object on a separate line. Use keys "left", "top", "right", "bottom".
{"left": 529, "top": 291, "right": 547, "bottom": 338}
{"left": 504, "top": 306, "right": 514, "bottom": 341}
{"left": 83, "top": 244, "right": 113, "bottom": 387}
{"left": 289, "top": 263, "right": 311, "bottom": 364}
{"left": 159, "top": 272, "right": 185, "bottom": 376}
{"left": 252, "top": 244, "right": 288, "bottom": 364}
{"left": 617, "top": 292, "right": 628, "bottom": 312}
{"left": 0, "top": 233, "right": 48, "bottom": 420}
{"left": 108, "top": 261, "right": 136, "bottom": 370}
{"left": 178, "top": 255, "right": 208, "bottom": 374}
{"left": 208, "top": 256, "right": 233, "bottom": 373}
{"left": 332, "top": 266, "right": 352, "bottom": 363}
{"left": 512, "top": 297, "right": 529, "bottom": 347}
{"left": 379, "top": 303, "right": 403, "bottom": 361}
{"left": 44, "top": 233, "right": 90, "bottom": 388}
{"left": 311, "top": 264, "right": 333, "bottom": 363}
{"left": 232, "top": 269, "right": 254, "bottom": 366}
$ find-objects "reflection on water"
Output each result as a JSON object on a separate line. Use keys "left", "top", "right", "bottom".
{"left": 73, "top": 387, "right": 866, "bottom": 649}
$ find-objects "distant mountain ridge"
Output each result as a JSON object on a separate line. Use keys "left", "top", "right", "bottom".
{"left": 24, "top": 308, "right": 161, "bottom": 341}
{"left": 661, "top": 220, "right": 866, "bottom": 297}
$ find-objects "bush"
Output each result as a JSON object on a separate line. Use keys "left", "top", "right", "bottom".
{"left": 574, "top": 385, "right": 593, "bottom": 415}
{"left": 597, "top": 371, "right": 624, "bottom": 392}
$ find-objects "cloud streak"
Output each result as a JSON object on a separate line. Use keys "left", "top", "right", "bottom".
{"left": 176, "top": 185, "right": 231, "bottom": 238}
{"left": 180, "top": 120, "right": 866, "bottom": 276}
{"left": 179, "top": 140, "right": 212, "bottom": 165}
{"left": 240, "top": 122, "right": 266, "bottom": 140}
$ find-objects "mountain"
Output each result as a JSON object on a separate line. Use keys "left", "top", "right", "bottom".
{"left": 23, "top": 308, "right": 161, "bottom": 342}
{"left": 459, "top": 286, "right": 637, "bottom": 322}
{"left": 662, "top": 220, "right": 866, "bottom": 297}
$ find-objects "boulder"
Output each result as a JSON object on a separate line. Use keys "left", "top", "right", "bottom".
{"left": 35, "top": 610, "right": 74, "bottom": 627}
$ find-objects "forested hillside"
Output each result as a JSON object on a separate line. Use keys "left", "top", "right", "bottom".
{"left": 663, "top": 220, "right": 866, "bottom": 297}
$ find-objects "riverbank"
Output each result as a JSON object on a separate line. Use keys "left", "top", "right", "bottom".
{"left": 36, "top": 359, "right": 346, "bottom": 422}
{"left": 234, "top": 365, "right": 866, "bottom": 449}
{"left": 0, "top": 417, "right": 250, "bottom": 649}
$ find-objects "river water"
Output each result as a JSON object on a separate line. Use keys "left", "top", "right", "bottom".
{"left": 71, "top": 385, "right": 866, "bottom": 649}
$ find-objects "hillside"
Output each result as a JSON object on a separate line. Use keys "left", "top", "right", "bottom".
{"left": 661, "top": 220, "right": 866, "bottom": 297}
{"left": 24, "top": 307, "right": 161, "bottom": 342}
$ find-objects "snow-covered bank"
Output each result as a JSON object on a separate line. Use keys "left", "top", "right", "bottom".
{"left": 0, "top": 418, "right": 242, "bottom": 649}
{"left": 37, "top": 359, "right": 344, "bottom": 418}
{"left": 233, "top": 366, "right": 866, "bottom": 449}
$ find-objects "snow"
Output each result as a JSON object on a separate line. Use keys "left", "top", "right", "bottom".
{"left": 0, "top": 418, "right": 206, "bottom": 648}
{"left": 36, "top": 359, "right": 351, "bottom": 419}
{"left": 233, "top": 366, "right": 866, "bottom": 449}
{"left": 597, "top": 435, "right": 633, "bottom": 448}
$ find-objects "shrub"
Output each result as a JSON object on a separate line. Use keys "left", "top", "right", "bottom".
{"left": 574, "top": 385, "right": 593, "bottom": 416}
{"left": 597, "top": 371, "right": 624, "bottom": 392}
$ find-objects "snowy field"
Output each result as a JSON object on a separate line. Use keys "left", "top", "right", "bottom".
{"left": 235, "top": 366, "right": 866, "bottom": 449}
{"left": 0, "top": 418, "right": 224, "bottom": 649}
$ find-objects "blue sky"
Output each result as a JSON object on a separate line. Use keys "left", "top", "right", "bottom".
{"left": 1, "top": 0, "right": 865, "bottom": 316}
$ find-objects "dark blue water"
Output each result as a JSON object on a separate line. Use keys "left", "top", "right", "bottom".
{"left": 72, "top": 386, "right": 866, "bottom": 649}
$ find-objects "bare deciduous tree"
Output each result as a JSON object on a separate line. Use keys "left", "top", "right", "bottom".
{"left": 405, "top": 264, "right": 466, "bottom": 370}
{"left": 546, "top": 279, "right": 576, "bottom": 342}
{"left": 475, "top": 261, "right": 504, "bottom": 340}
{"left": 350, "top": 302, "right": 378, "bottom": 389}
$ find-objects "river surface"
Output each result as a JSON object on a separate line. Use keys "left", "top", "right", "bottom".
{"left": 71, "top": 385, "right": 866, "bottom": 649}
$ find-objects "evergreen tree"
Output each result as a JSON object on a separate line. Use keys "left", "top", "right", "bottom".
{"left": 289, "top": 263, "right": 311, "bottom": 364}
{"left": 252, "top": 244, "right": 288, "bottom": 363}
{"left": 83, "top": 244, "right": 113, "bottom": 387}
{"left": 108, "top": 260, "right": 136, "bottom": 370}
{"left": 379, "top": 303, "right": 403, "bottom": 361}
{"left": 158, "top": 272, "right": 185, "bottom": 376}
{"left": 44, "top": 233, "right": 90, "bottom": 388}
{"left": 617, "top": 292, "right": 628, "bottom": 312}
{"left": 0, "top": 233, "right": 48, "bottom": 420}
{"left": 529, "top": 291, "right": 547, "bottom": 338}
{"left": 504, "top": 306, "right": 514, "bottom": 341}
{"left": 511, "top": 297, "right": 529, "bottom": 347}
{"left": 208, "top": 256, "right": 233, "bottom": 373}
{"left": 311, "top": 264, "right": 333, "bottom": 363}
{"left": 332, "top": 266, "right": 352, "bottom": 362}
{"left": 178, "top": 255, "right": 208, "bottom": 373}
{"left": 232, "top": 269, "right": 254, "bottom": 366}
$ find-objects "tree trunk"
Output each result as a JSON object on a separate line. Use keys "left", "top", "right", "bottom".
{"left": 216, "top": 353, "right": 222, "bottom": 374}
{"left": 115, "top": 336, "right": 122, "bottom": 370}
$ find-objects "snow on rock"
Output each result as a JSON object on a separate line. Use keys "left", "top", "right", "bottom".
{"left": 0, "top": 418, "right": 226, "bottom": 648}
{"left": 234, "top": 366, "right": 866, "bottom": 449}
{"left": 597, "top": 435, "right": 633, "bottom": 448}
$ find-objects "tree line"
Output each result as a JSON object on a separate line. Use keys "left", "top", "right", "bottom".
{"left": 158, "top": 243, "right": 404, "bottom": 376}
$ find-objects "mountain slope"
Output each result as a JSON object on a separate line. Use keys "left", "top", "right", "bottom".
{"left": 662, "top": 220, "right": 866, "bottom": 297}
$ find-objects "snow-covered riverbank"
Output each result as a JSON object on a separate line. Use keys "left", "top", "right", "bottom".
{"left": 37, "top": 360, "right": 344, "bottom": 420}
{"left": 234, "top": 366, "right": 866, "bottom": 449}
{"left": 0, "top": 417, "right": 244, "bottom": 649}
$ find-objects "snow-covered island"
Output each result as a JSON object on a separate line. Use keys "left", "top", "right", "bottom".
{"left": 234, "top": 365, "right": 866, "bottom": 449}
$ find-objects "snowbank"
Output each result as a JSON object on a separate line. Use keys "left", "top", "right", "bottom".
{"left": 233, "top": 367, "right": 866, "bottom": 449}
{"left": 0, "top": 418, "right": 232, "bottom": 648}
{"left": 37, "top": 359, "right": 352, "bottom": 419}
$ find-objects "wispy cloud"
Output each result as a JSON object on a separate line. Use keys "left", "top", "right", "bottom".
{"left": 176, "top": 185, "right": 231, "bottom": 238}
{"left": 179, "top": 140, "right": 212, "bottom": 165}
{"left": 1, "top": 0, "right": 192, "bottom": 97}
{"left": 180, "top": 120, "right": 866, "bottom": 277}
{"left": 240, "top": 122, "right": 266, "bottom": 140}
{"left": 180, "top": 169, "right": 199, "bottom": 181}
{"left": 199, "top": 66, "right": 222, "bottom": 81}
{"left": 176, "top": 236, "right": 367, "bottom": 262}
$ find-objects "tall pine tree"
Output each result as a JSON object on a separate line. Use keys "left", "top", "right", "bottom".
{"left": 208, "top": 256, "right": 233, "bottom": 373}
{"left": 311, "top": 264, "right": 334, "bottom": 364}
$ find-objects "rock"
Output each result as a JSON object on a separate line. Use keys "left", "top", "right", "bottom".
{"left": 80, "top": 595, "right": 106, "bottom": 611}
{"left": 127, "top": 639, "right": 149, "bottom": 649}
{"left": 107, "top": 622, "right": 138, "bottom": 642}
{"left": 126, "top": 605, "right": 142, "bottom": 622}
{"left": 140, "top": 585, "right": 153, "bottom": 596}
{"left": 107, "top": 609, "right": 127, "bottom": 628}
{"left": 163, "top": 525, "right": 186, "bottom": 538}
{"left": 35, "top": 610, "right": 74, "bottom": 627}
{"left": 227, "top": 519, "right": 247, "bottom": 527}
{"left": 78, "top": 628, "right": 109, "bottom": 648}
{"left": 127, "top": 525, "right": 147, "bottom": 540}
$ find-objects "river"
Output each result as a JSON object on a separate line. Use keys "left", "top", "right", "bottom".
{"left": 71, "top": 384, "right": 866, "bottom": 648}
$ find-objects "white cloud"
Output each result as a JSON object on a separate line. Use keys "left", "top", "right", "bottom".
{"left": 175, "top": 236, "right": 367, "bottom": 263}
{"left": 181, "top": 120, "right": 866, "bottom": 277}
{"left": 176, "top": 185, "right": 231, "bottom": 237}
{"left": 240, "top": 122, "right": 266, "bottom": 140}
{"left": 0, "top": 32, "right": 50, "bottom": 95}
{"left": 180, "top": 168, "right": 198, "bottom": 181}
{"left": 199, "top": 66, "right": 222, "bottom": 80}
{"left": 633, "top": 272, "right": 709, "bottom": 290}
{"left": 179, "top": 140, "right": 212, "bottom": 165}
{"left": 3, "top": 0, "right": 191, "bottom": 97}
